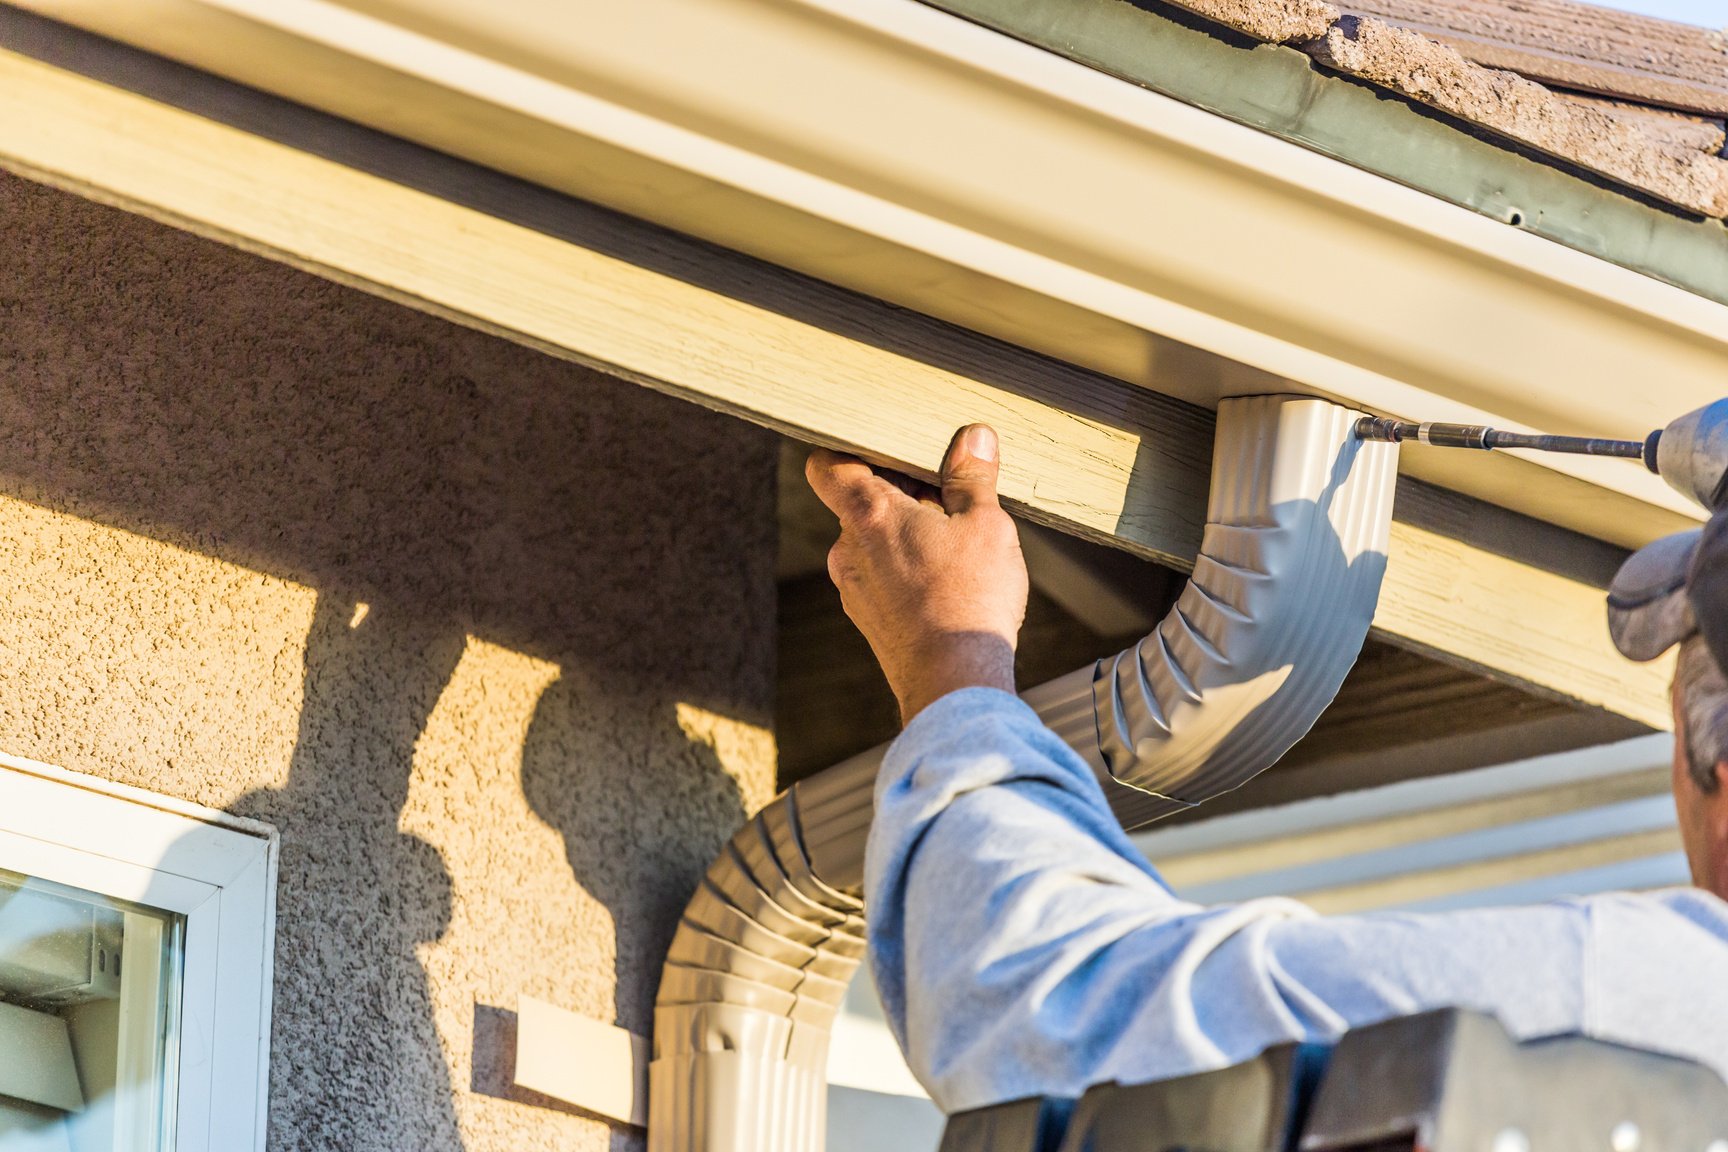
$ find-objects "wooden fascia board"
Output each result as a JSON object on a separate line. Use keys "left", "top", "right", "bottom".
{"left": 13, "top": 0, "right": 1728, "bottom": 553}
{"left": 0, "top": 35, "right": 1674, "bottom": 729}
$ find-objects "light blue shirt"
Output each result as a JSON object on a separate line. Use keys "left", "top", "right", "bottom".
{"left": 865, "top": 688, "right": 1728, "bottom": 1112}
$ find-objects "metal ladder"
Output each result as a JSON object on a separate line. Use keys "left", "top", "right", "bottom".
{"left": 937, "top": 1009, "right": 1728, "bottom": 1152}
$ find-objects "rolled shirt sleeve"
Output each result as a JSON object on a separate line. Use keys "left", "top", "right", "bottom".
{"left": 864, "top": 688, "right": 1728, "bottom": 1112}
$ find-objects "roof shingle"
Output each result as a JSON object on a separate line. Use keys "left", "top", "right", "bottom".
{"left": 1345, "top": 0, "right": 1728, "bottom": 115}
{"left": 1157, "top": 0, "right": 1728, "bottom": 217}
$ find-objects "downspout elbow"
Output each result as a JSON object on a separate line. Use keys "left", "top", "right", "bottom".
{"left": 1059, "top": 395, "right": 1398, "bottom": 827}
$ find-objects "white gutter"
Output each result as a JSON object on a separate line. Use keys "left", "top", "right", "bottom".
{"left": 17, "top": 0, "right": 1728, "bottom": 549}
{"left": 651, "top": 395, "right": 1398, "bottom": 1150}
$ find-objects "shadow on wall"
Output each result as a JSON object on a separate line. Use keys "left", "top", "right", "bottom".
{"left": 519, "top": 677, "right": 755, "bottom": 1037}
{"left": 0, "top": 172, "right": 775, "bottom": 1149}
{"left": 227, "top": 599, "right": 468, "bottom": 1148}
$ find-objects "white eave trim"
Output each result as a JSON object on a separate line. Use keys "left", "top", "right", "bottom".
{"left": 15, "top": 0, "right": 1728, "bottom": 545}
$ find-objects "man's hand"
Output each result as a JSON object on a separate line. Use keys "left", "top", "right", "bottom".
{"left": 807, "top": 424, "right": 1028, "bottom": 725}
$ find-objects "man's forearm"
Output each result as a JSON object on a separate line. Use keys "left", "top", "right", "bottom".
{"left": 863, "top": 688, "right": 1604, "bottom": 1112}
{"left": 865, "top": 686, "right": 1194, "bottom": 1107}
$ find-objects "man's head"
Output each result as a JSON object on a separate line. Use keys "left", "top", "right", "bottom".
{"left": 1611, "top": 518, "right": 1728, "bottom": 899}
{"left": 1670, "top": 637, "right": 1728, "bottom": 895}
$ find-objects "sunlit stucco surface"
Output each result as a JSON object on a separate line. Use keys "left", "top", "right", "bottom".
{"left": 0, "top": 172, "right": 778, "bottom": 1151}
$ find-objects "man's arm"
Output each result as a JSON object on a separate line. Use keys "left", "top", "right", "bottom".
{"left": 807, "top": 425, "right": 1728, "bottom": 1111}
{"left": 865, "top": 686, "right": 1593, "bottom": 1110}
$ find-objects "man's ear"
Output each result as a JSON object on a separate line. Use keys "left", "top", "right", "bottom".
{"left": 1714, "top": 760, "right": 1728, "bottom": 796}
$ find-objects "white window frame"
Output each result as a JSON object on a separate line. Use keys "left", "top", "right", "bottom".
{"left": 0, "top": 751, "right": 277, "bottom": 1152}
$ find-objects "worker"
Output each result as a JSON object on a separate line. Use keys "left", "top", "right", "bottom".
{"left": 804, "top": 423, "right": 1728, "bottom": 1113}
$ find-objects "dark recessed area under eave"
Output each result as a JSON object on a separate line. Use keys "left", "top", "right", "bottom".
{"left": 774, "top": 439, "right": 1647, "bottom": 811}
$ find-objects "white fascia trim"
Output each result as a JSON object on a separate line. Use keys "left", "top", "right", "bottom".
{"left": 22, "top": 0, "right": 1728, "bottom": 540}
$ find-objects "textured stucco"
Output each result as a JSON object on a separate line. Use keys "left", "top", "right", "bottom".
{"left": 1170, "top": 0, "right": 1338, "bottom": 44}
{"left": 0, "top": 172, "right": 778, "bottom": 1150}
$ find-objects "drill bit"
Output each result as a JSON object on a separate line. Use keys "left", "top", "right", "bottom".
{"left": 1354, "top": 417, "right": 1660, "bottom": 473}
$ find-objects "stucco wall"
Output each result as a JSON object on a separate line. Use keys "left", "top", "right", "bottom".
{"left": 0, "top": 172, "right": 779, "bottom": 1151}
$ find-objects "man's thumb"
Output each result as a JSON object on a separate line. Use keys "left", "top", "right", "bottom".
{"left": 941, "top": 424, "right": 1001, "bottom": 515}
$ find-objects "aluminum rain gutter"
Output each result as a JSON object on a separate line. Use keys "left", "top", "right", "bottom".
{"left": 649, "top": 396, "right": 1398, "bottom": 1150}
{"left": 15, "top": 0, "right": 1728, "bottom": 550}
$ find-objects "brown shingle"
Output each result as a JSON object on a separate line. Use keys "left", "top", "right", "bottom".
{"left": 1343, "top": 0, "right": 1728, "bottom": 115}
{"left": 1153, "top": 0, "right": 1728, "bottom": 216}
{"left": 1307, "top": 14, "right": 1728, "bottom": 215}
{"left": 1163, "top": 0, "right": 1341, "bottom": 42}
{"left": 1553, "top": 92, "right": 1726, "bottom": 155}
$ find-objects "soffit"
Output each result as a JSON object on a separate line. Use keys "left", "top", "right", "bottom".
{"left": 775, "top": 436, "right": 1645, "bottom": 792}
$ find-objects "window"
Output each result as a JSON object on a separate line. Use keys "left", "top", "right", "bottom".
{"left": 0, "top": 755, "right": 276, "bottom": 1152}
{"left": 0, "top": 868, "right": 182, "bottom": 1151}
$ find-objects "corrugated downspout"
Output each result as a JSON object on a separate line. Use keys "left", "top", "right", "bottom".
{"left": 649, "top": 396, "right": 1399, "bottom": 1151}
{"left": 649, "top": 754, "right": 876, "bottom": 1150}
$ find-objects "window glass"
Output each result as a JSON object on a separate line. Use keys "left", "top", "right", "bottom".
{"left": 0, "top": 869, "right": 183, "bottom": 1152}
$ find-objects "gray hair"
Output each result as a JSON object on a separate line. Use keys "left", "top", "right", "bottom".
{"left": 1676, "top": 636, "right": 1728, "bottom": 793}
